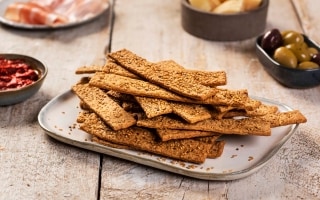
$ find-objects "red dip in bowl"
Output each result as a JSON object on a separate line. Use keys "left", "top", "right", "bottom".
{"left": 0, "top": 57, "right": 39, "bottom": 90}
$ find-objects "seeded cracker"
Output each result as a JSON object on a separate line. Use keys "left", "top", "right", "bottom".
{"left": 72, "top": 84, "right": 136, "bottom": 130}
{"left": 207, "top": 141, "right": 226, "bottom": 158}
{"left": 170, "top": 101, "right": 212, "bottom": 123}
{"left": 92, "top": 136, "right": 132, "bottom": 149}
{"left": 108, "top": 49, "right": 218, "bottom": 100}
{"left": 80, "top": 113, "right": 213, "bottom": 164}
{"left": 135, "top": 96, "right": 173, "bottom": 118}
{"left": 89, "top": 72, "right": 249, "bottom": 107}
{"left": 211, "top": 104, "right": 279, "bottom": 119}
{"left": 75, "top": 65, "right": 103, "bottom": 74}
{"left": 103, "top": 58, "right": 139, "bottom": 79}
{"left": 156, "top": 129, "right": 220, "bottom": 141}
{"left": 137, "top": 115, "right": 271, "bottom": 136}
{"left": 258, "top": 110, "right": 307, "bottom": 127}
{"left": 153, "top": 60, "right": 227, "bottom": 87}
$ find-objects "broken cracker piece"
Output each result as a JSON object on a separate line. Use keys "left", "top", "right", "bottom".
{"left": 72, "top": 84, "right": 136, "bottom": 130}
{"left": 75, "top": 65, "right": 103, "bottom": 74}
{"left": 207, "top": 140, "right": 226, "bottom": 158}
{"left": 258, "top": 110, "right": 307, "bottom": 127}
{"left": 135, "top": 96, "right": 173, "bottom": 118}
{"left": 170, "top": 101, "right": 212, "bottom": 123}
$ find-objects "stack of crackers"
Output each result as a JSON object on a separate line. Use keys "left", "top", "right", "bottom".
{"left": 72, "top": 49, "right": 307, "bottom": 164}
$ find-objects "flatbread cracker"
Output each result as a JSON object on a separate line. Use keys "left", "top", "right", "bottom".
{"left": 137, "top": 114, "right": 271, "bottom": 136}
{"left": 92, "top": 136, "right": 132, "bottom": 149}
{"left": 102, "top": 59, "right": 140, "bottom": 79}
{"left": 170, "top": 101, "right": 212, "bottom": 123}
{"left": 75, "top": 65, "right": 103, "bottom": 74}
{"left": 207, "top": 140, "right": 226, "bottom": 158}
{"left": 89, "top": 72, "right": 249, "bottom": 107}
{"left": 80, "top": 113, "right": 213, "bottom": 164}
{"left": 108, "top": 49, "right": 218, "bottom": 100}
{"left": 258, "top": 110, "right": 307, "bottom": 127}
{"left": 135, "top": 97, "right": 173, "bottom": 118}
{"left": 212, "top": 104, "right": 279, "bottom": 119}
{"left": 156, "top": 129, "right": 220, "bottom": 141}
{"left": 72, "top": 84, "right": 136, "bottom": 130}
{"left": 153, "top": 60, "right": 227, "bottom": 87}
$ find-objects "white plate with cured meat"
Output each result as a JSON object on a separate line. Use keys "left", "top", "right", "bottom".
{"left": 38, "top": 89, "right": 300, "bottom": 180}
{"left": 0, "top": 0, "right": 110, "bottom": 29}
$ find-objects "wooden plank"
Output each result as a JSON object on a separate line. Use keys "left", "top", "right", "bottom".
{"left": 0, "top": 3, "right": 113, "bottom": 199}
{"left": 292, "top": 0, "right": 320, "bottom": 42}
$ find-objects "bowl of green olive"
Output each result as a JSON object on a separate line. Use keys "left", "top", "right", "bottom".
{"left": 256, "top": 29, "right": 320, "bottom": 88}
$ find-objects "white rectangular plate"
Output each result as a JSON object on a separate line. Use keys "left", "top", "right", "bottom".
{"left": 38, "top": 90, "right": 299, "bottom": 180}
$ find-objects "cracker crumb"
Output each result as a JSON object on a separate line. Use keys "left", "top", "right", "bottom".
{"left": 248, "top": 156, "right": 254, "bottom": 161}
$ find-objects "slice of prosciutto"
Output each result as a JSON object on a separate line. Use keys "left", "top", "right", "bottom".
{"left": 4, "top": 0, "right": 109, "bottom": 26}
{"left": 4, "top": 2, "right": 68, "bottom": 25}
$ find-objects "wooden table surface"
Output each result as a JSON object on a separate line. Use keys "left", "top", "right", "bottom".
{"left": 1, "top": 0, "right": 320, "bottom": 199}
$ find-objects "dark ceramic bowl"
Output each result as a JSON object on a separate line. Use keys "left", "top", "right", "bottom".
{"left": 0, "top": 54, "right": 48, "bottom": 106}
{"left": 256, "top": 34, "right": 320, "bottom": 88}
{"left": 181, "top": 0, "right": 269, "bottom": 41}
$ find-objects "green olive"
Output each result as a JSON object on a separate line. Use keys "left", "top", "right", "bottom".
{"left": 308, "top": 47, "right": 319, "bottom": 57}
{"left": 273, "top": 47, "right": 298, "bottom": 68}
{"left": 282, "top": 31, "right": 304, "bottom": 45}
{"left": 285, "top": 42, "right": 310, "bottom": 62}
{"left": 281, "top": 30, "right": 291, "bottom": 38}
{"left": 297, "top": 61, "right": 319, "bottom": 69}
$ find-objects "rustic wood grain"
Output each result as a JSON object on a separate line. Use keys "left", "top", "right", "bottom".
{"left": 0, "top": 3, "right": 113, "bottom": 200}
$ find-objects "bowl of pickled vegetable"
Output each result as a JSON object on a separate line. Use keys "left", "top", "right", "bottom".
{"left": 0, "top": 54, "right": 48, "bottom": 106}
{"left": 256, "top": 29, "right": 320, "bottom": 88}
{"left": 181, "top": 0, "right": 269, "bottom": 41}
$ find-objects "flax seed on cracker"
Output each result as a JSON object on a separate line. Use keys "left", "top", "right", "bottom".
{"left": 207, "top": 141, "right": 226, "bottom": 158}
{"left": 89, "top": 72, "right": 249, "bottom": 107}
{"left": 153, "top": 60, "right": 227, "bottom": 87}
{"left": 258, "top": 110, "right": 307, "bottom": 127}
{"left": 137, "top": 114, "right": 271, "bottom": 136}
{"left": 72, "top": 84, "right": 136, "bottom": 130}
{"left": 170, "top": 101, "right": 212, "bottom": 123}
{"left": 156, "top": 129, "right": 220, "bottom": 141}
{"left": 80, "top": 113, "right": 213, "bottom": 164}
{"left": 108, "top": 49, "right": 218, "bottom": 100}
{"left": 75, "top": 65, "right": 103, "bottom": 74}
{"left": 135, "top": 97, "right": 173, "bottom": 118}
{"left": 103, "top": 58, "right": 139, "bottom": 79}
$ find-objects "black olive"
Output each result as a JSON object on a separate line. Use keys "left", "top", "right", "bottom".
{"left": 261, "top": 29, "right": 283, "bottom": 54}
{"left": 311, "top": 53, "right": 320, "bottom": 66}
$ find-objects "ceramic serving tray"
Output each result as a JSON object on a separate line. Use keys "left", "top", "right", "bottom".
{"left": 38, "top": 90, "right": 299, "bottom": 180}
{"left": 0, "top": 0, "right": 110, "bottom": 29}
